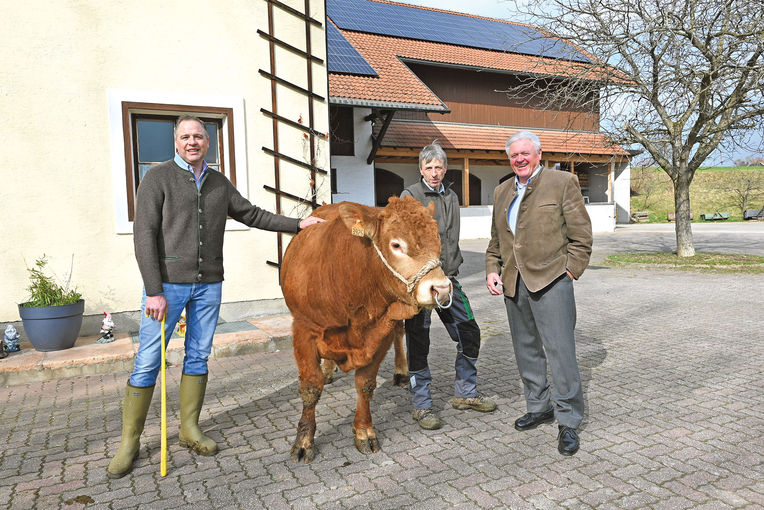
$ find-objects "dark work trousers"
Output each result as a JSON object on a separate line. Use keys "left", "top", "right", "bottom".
{"left": 405, "top": 277, "right": 481, "bottom": 410}
{"left": 504, "top": 274, "right": 584, "bottom": 428}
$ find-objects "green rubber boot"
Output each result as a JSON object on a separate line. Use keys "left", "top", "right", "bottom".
{"left": 179, "top": 373, "right": 218, "bottom": 456}
{"left": 106, "top": 384, "right": 155, "bottom": 479}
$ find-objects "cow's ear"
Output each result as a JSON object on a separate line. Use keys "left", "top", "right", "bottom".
{"left": 425, "top": 201, "right": 436, "bottom": 217}
{"left": 338, "top": 203, "right": 377, "bottom": 238}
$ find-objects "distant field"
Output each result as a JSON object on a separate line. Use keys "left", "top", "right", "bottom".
{"left": 630, "top": 166, "right": 764, "bottom": 222}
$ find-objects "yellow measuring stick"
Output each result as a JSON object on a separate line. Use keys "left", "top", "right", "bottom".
{"left": 145, "top": 310, "right": 168, "bottom": 477}
{"left": 160, "top": 314, "right": 167, "bottom": 477}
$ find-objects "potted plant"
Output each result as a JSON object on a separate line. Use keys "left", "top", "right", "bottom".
{"left": 18, "top": 255, "right": 84, "bottom": 352}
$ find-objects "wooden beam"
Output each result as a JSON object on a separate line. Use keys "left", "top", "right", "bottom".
{"left": 374, "top": 146, "right": 628, "bottom": 164}
{"left": 462, "top": 157, "right": 470, "bottom": 207}
{"left": 367, "top": 110, "right": 395, "bottom": 164}
{"left": 375, "top": 156, "right": 510, "bottom": 167}
{"left": 376, "top": 147, "right": 506, "bottom": 159}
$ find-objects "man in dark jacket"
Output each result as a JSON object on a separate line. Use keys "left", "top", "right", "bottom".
{"left": 486, "top": 131, "right": 592, "bottom": 456}
{"left": 107, "top": 115, "right": 323, "bottom": 478}
{"left": 401, "top": 142, "right": 496, "bottom": 430}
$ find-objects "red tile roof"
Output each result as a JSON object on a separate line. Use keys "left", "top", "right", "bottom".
{"left": 328, "top": 23, "right": 600, "bottom": 110}
{"left": 327, "top": 1, "right": 627, "bottom": 158}
{"left": 382, "top": 121, "right": 629, "bottom": 157}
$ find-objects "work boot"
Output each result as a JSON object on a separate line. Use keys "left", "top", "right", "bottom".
{"left": 412, "top": 408, "right": 443, "bottom": 430}
{"left": 179, "top": 373, "right": 218, "bottom": 456}
{"left": 452, "top": 394, "right": 497, "bottom": 412}
{"left": 106, "top": 384, "right": 155, "bottom": 479}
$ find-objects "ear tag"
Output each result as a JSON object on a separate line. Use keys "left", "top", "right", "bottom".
{"left": 351, "top": 219, "right": 365, "bottom": 237}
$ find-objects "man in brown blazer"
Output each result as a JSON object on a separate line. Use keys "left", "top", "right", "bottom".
{"left": 485, "top": 131, "right": 592, "bottom": 456}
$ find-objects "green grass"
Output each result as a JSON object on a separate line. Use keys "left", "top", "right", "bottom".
{"left": 605, "top": 252, "right": 764, "bottom": 273}
{"left": 630, "top": 166, "right": 764, "bottom": 223}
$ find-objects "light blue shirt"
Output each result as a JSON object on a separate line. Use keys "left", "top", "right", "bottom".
{"left": 507, "top": 166, "right": 542, "bottom": 234}
{"left": 174, "top": 153, "right": 208, "bottom": 190}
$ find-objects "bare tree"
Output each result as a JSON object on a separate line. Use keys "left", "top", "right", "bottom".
{"left": 721, "top": 170, "right": 764, "bottom": 215}
{"left": 507, "top": 0, "right": 764, "bottom": 256}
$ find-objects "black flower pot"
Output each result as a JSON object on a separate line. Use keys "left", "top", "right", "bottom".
{"left": 18, "top": 299, "right": 85, "bottom": 352}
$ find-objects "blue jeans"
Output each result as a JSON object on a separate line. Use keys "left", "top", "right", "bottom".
{"left": 129, "top": 282, "right": 222, "bottom": 388}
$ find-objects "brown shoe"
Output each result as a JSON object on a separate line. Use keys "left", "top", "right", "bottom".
{"left": 412, "top": 408, "right": 443, "bottom": 430}
{"left": 452, "top": 394, "right": 497, "bottom": 412}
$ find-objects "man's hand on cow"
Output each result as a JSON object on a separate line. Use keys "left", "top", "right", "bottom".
{"left": 486, "top": 272, "right": 503, "bottom": 295}
{"left": 144, "top": 294, "right": 168, "bottom": 321}
{"left": 299, "top": 216, "right": 325, "bottom": 229}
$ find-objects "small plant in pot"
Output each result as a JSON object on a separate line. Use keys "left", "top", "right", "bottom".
{"left": 18, "top": 255, "right": 84, "bottom": 352}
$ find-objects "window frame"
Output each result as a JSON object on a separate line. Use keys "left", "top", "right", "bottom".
{"left": 108, "top": 90, "right": 248, "bottom": 234}
{"left": 122, "top": 102, "right": 236, "bottom": 222}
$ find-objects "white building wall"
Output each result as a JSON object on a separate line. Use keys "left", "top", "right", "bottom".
{"left": 0, "top": 0, "right": 329, "bottom": 326}
{"left": 354, "top": 158, "right": 618, "bottom": 239}
{"left": 330, "top": 108, "right": 375, "bottom": 205}
{"left": 613, "top": 161, "right": 632, "bottom": 224}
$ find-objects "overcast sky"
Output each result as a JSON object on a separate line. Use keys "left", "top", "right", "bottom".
{"left": 387, "top": 0, "right": 762, "bottom": 165}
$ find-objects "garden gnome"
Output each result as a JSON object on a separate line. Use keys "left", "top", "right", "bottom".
{"left": 4, "top": 325, "right": 21, "bottom": 353}
{"left": 175, "top": 314, "right": 187, "bottom": 337}
{"left": 97, "top": 312, "right": 115, "bottom": 344}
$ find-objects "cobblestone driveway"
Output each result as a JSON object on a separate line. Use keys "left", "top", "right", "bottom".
{"left": 1, "top": 233, "right": 762, "bottom": 509}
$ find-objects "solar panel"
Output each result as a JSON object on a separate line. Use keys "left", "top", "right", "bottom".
{"left": 327, "top": 0, "right": 590, "bottom": 63}
{"left": 327, "top": 21, "right": 379, "bottom": 76}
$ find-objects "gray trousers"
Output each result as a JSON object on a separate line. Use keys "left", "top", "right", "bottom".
{"left": 406, "top": 277, "right": 481, "bottom": 410}
{"left": 504, "top": 275, "right": 584, "bottom": 428}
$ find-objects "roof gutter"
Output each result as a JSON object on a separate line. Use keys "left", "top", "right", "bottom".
{"left": 329, "top": 95, "right": 450, "bottom": 113}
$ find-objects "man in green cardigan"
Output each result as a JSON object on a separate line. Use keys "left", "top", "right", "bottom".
{"left": 107, "top": 115, "right": 323, "bottom": 478}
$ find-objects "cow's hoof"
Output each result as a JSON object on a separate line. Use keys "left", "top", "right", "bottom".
{"left": 323, "top": 372, "right": 334, "bottom": 385}
{"left": 393, "top": 373, "right": 408, "bottom": 388}
{"left": 290, "top": 443, "right": 316, "bottom": 463}
{"left": 354, "top": 436, "right": 381, "bottom": 454}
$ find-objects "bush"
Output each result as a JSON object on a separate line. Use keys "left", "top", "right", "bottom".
{"left": 21, "top": 255, "right": 82, "bottom": 307}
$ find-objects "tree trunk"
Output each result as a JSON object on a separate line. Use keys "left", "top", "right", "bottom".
{"left": 673, "top": 173, "right": 695, "bottom": 257}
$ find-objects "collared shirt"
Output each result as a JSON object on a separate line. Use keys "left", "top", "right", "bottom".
{"left": 174, "top": 152, "right": 208, "bottom": 190}
{"left": 421, "top": 178, "right": 445, "bottom": 194}
{"left": 507, "top": 165, "right": 542, "bottom": 234}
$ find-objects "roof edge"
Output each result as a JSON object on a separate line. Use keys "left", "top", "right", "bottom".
{"left": 389, "top": 118, "right": 601, "bottom": 135}
{"left": 329, "top": 96, "right": 450, "bottom": 112}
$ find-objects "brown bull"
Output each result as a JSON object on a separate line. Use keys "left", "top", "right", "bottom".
{"left": 280, "top": 196, "right": 452, "bottom": 462}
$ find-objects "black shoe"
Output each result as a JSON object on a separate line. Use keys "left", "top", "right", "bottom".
{"left": 557, "top": 425, "right": 579, "bottom": 456}
{"left": 514, "top": 408, "right": 554, "bottom": 431}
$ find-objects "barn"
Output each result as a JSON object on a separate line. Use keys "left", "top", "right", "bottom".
{"left": 325, "top": 0, "right": 632, "bottom": 234}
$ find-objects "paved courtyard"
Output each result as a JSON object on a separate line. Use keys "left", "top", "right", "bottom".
{"left": 1, "top": 225, "right": 762, "bottom": 509}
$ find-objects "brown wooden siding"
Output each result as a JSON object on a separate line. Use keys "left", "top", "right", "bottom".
{"left": 398, "top": 63, "right": 600, "bottom": 132}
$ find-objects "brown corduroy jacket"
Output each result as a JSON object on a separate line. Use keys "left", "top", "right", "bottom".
{"left": 485, "top": 167, "right": 592, "bottom": 298}
{"left": 133, "top": 160, "right": 300, "bottom": 295}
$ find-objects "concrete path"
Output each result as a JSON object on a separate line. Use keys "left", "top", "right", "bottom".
{"left": 0, "top": 226, "right": 762, "bottom": 509}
